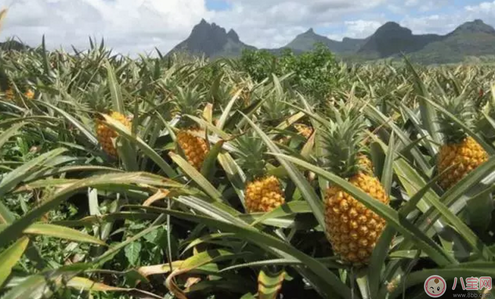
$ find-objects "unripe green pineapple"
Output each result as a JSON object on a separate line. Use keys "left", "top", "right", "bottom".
{"left": 321, "top": 101, "right": 389, "bottom": 265}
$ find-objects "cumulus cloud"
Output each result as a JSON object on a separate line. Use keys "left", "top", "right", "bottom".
{"left": 344, "top": 20, "right": 383, "bottom": 38}
{"left": 1, "top": 0, "right": 495, "bottom": 54}
{"left": 401, "top": 14, "right": 462, "bottom": 35}
{"left": 466, "top": 1, "right": 495, "bottom": 15}
{"left": 1, "top": 0, "right": 210, "bottom": 55}
{"left": 399, "top": 1, "right": 495, "bottom": 35}
{"left": 1, "top": 0, "right": 389, "bottom": 53}
{"left": 207, "top": 0, "right": 387, "bottom": 48}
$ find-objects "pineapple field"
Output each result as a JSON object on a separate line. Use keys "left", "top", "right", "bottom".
{"left": 1, "top": 36, "right": 495, "bottom": 299}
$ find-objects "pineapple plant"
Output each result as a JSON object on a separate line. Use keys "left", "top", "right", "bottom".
{"left": 358, "top": 153, "right": 374, "bottom": 174}
{"left": 0, "top": 69, "right": 13, "bottom": 101}
{"left": 294, "top": 123, "right": 313, "bottom": 139}
{"left": 4, "top": 87, "right": 13, "bottom": 101}
{"left": 86, "top": 86, "right": 132, "bottom": 158}
{"left": 229, "top": 83, "right": 251, "bottom": 107}
{"left": 321, "top": 101, "right": 389, "bottom": 265}
{"left": 95, "top": 111, "right": 131, "bottom": 157}
{"left": 436, "top": 95, "right": 489, "bottom": 190}
{"left": 24, "top": 89, "right": 35, "bottom": 100}
{"left": 172, "top": 86, "right": 210, "bottom": 170}
{"left": 234, "top": 132, "right": 285, "bottom": 213}
{"left": 176, "top": 129, "right": 209, "bottom": 170}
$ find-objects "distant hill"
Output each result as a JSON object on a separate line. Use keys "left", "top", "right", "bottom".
{"left": 167, "top": 19, "right": 255, "bottom": 58}
{"left": 165, "top": 18, "right": 495, "bottom": 64}
{"left": 282, "top": 28, "right": 366, "bottom": 54}
{"left": 409, "top": 19, "right": 495, "bottom": 64}
{"left": 357, "top": 22, "right": 443, "bottom": 59}
{"left": 0, "top": 40, "right": 29, "bottom": 51}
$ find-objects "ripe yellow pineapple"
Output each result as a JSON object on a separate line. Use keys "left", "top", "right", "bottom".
{"left": 171, "top": 86, "right": 210, "bottom": 170}
{"left": 24, "top": 89, "right": 35, "bottom": 100}
{"left": 95, "top": 111, "right": 131, "bottom": 157}
{"left": 177, "top": 128, "right": 209, "bottom": 170}
{"left": 245, "top": 175, "right": 285, "bottom": 212}
{"left": 322, "top": 101, "right": 389, "bottom": 265}
{"left": 235, "top": 132, "right": 285, "bottom": 213}
{"left": 294, "top": 123, "right": 313, "bottom": 139}
{"left": 436, "top": 95, "right": 489, "bottom": 190}
{"left": 358, "top": 153, "right": 374, "bottom": 174}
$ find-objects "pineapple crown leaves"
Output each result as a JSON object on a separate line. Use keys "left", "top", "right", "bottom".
{"left": 84, "top": 82, "right": 112, "bottom": 113}
{"left": 436, "top": 93, "right": 475, "bottom": 144}
{"left": 232, "top": 131, "right": 267, "bottom": 179}
{"left": 320, "top": 99, "right": 369, "bottom": 178}
{"left": 261, "top": 90, "right": 292, "bottom": 123}
{"left": 172, "top": 85, "right": 205, "bottom": 116}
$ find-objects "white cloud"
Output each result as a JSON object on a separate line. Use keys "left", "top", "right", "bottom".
{"left": 398, "top": 1, "right": 495, "bottom": 36}
{"left": 207, "top": 0, "right": 387, "bottom": 48}
{"left": 327, "top": 19, "right": 384, "bottom": 41}
{"left": 465, "top": 1, "right": 495, "bottom": 15}
{"left": 343, "top": 20, "right": 382, "bottom": 38}
{"left": 1, "top": 0, "right": 389, "bottom": 53}
{"left": 2, "top": 0, "right": 495, "bottom": 55}
{"left": 1, "top": 0, "right": 210, "bottom": 55}
{"left": 401, "top": 14, "right": 461, "bottom": 35}
{"left": 405, "top": 0, "right": 419, "bottom": 7}
{"left": 389, "top": 0, "right": 449, "bottom": 13}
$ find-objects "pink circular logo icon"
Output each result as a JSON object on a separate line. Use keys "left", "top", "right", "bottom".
{"left": 424, "top": 275, "right": 447, "bottom": 297}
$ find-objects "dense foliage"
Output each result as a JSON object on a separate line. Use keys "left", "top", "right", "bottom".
{"left": 239, "top": 43, "right": 339, "bottom": 99}
{"left": 1, "top": 37, "right": 495, "bottom": 299}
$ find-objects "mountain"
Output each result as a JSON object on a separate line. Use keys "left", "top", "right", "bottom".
{"left": 282, "top": 28, "right": 366, "bottom": 54}
{"left": 167, "top": 19, "right": 255, "bottom": 58}
{"left": 168, "top": 18, "right": 495, "bottom": 64}
{"left": 0, "top": 40, "right": 29, "bottom": 51}
{"left": 357, "top": 22, "right": 443, "bottom": 58}
{"left": 410, "top": 19, "right": 495, "bottom": 64}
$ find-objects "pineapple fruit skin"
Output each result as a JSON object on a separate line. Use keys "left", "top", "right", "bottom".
{"left": 437, "top": 136, "right": 488, "bottom": 190}
{"left": 177, "top": 129, "right": 209, "bottom": 170}
{"left": 24, "top": 89, "right": 35, "bottom": 100}
{"left": 245, "top": 175, "right": 285, "bottom": 213}
{"left": 95, "top": 111, "right": 131, "bottom": 157}
{"left": 358, "top": 154, "right": 374, "bottom": 174}
{"left": 324, "top": 172, "right": 389, "bottom": 265}
{"left": 294, "top": 123, "right": 313, "bottom": 139}
{"left": 4, "top": 88, "right": 13, "bottom": 101}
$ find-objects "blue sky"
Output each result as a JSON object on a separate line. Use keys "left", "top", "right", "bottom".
{"left": 1, "top": 0, "right": 495, "bottom": 55}
{"left": 205, "top": 0, "right": 231, "bottom": 11}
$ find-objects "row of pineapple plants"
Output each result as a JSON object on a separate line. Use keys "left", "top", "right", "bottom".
{"left": 1, "top": 38, "right": 495, "bottom": 299}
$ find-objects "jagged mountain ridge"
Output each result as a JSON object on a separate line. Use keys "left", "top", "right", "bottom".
{"left": 357, "top": 22, "right": 444, "bottom": 58}
{"left": 0, "top": 40, "right": 29, "bottom": 51}
{"left": 167, "top": 19, "right": 255, "bottom": 58}
{"left": 409, "top": 19, "right": 495, "bottom": 64}
{"left": 167, "top": 18, "right": 495, "bottom": 63}
{"left": 283, "top": 28, "right": 367, "bottom": 53}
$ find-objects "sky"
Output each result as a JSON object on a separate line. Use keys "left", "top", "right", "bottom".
{"left": 1, "top": 0, "right": 495, "bottom": 56}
